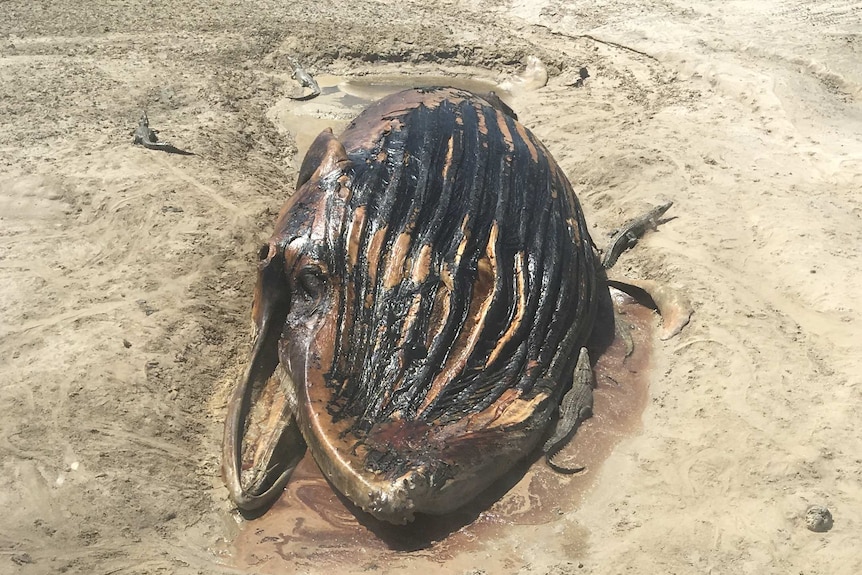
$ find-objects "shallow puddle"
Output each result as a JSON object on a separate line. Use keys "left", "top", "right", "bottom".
{"left": 267, "top": 73, "right": 512, "bottom": 163}
{"left": 224, "top": 287, "right": 655, "bottom": 572}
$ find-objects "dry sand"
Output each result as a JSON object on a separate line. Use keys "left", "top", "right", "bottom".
{"left": 1, "top": 1, "right": 860, "bottom": 573}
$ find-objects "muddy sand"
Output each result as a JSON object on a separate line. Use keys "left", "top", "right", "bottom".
{"left": 1, "top": 1, "right": 861, "bottom": 574}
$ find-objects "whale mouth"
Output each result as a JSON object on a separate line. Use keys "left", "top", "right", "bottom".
{"left": 222, "top": 245, "right": 306, "bottom": 514}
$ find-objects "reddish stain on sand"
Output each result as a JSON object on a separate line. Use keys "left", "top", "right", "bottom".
{"left": 228, "top": 288, "right": 654, "bottom": 570}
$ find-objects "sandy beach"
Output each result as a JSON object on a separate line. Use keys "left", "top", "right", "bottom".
{"left": 1, "top": 1, "right": 860, "bottom": 573}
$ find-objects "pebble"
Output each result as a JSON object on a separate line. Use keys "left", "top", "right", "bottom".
{"left": 805, "top": 505, "right": 833, "bottom": 532}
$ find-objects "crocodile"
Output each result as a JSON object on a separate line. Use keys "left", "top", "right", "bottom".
{"left": 541, "top": 202, "right": 682, "bottom": 473}
{"left": 132, "top": 112, "right": 193, "bottom": 155}
{"left": 543, "top": 347, "right": 594, "bottom": 473}
{"left": 287, "top": 57, "right": 321, "bottom": 101}
{"left": 602, "top": 201, "right": 673, "bottom": 269}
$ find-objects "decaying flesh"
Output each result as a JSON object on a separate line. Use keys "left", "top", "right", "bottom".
{"left": 223, "top": 88, "right": 598, "bottom": 524}
{"left": 222, "top": 87, "right": 683, "bottom": 525}
{"left": 607, "top": 276, "right": 693, "bottom": 340}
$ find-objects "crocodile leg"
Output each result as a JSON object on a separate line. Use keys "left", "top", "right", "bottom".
{"left": 544, "top": 347, "right": 594, "bottom": 474}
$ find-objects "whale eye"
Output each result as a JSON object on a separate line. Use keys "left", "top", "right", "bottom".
{"left": 296, "top": 265, "right": 327, "bottom": 301}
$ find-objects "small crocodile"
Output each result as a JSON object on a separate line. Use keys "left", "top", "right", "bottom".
{"left": 602, "top": 201, "right": 673, "bottom": 269}
{"left": 132, "top": 112, "right": 193, "bottom": 155}
{"left": 287, "top": 57, "right": 320, "bottom": 101}
{"left": 543, "top": 201, "right": 676, "bottom": 473}
{"left": 543, "top": 347, "right": 594, "bottom": 474}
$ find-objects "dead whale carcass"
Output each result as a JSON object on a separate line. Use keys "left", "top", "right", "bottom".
{"left": 223, "top": 87, "right": 600, "bottom": 524}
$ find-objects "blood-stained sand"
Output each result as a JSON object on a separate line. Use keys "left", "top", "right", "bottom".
{"left": 227, "top": 290, "right": 654, "bottom": 573}
{"left": 1, "top": 1, "right": 860, "bottom": 574}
